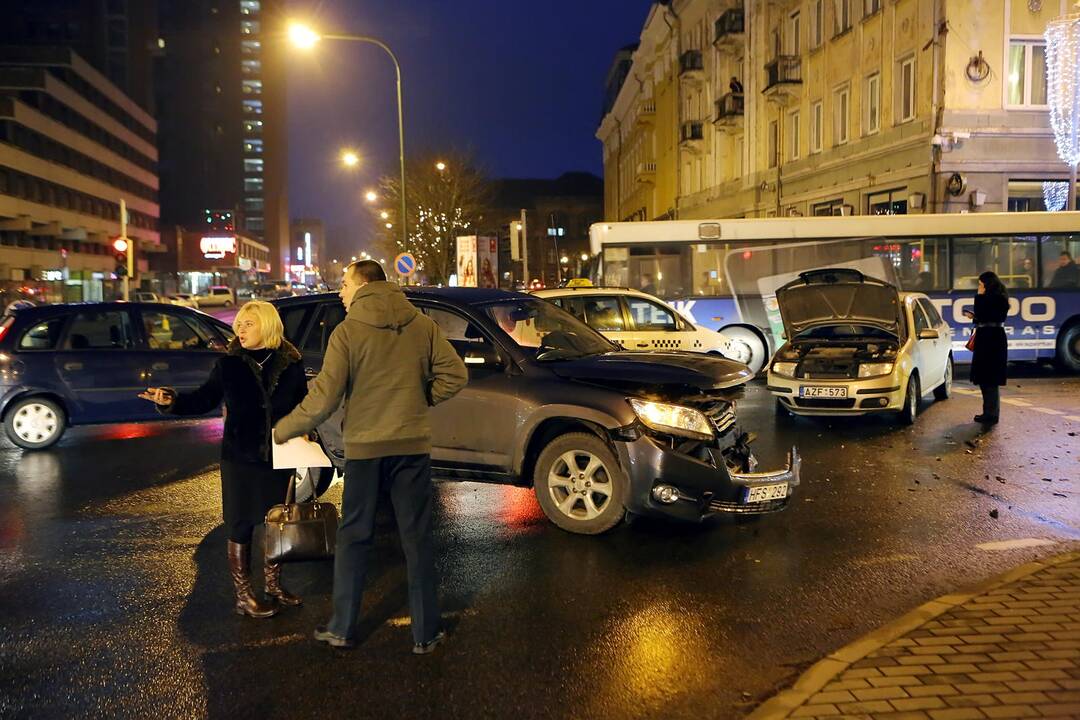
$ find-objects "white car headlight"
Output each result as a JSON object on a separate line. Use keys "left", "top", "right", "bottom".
{"left": 771, "top": 361, "right": 798, "bottom": 377}
{"left": 858, "top": 362, "right": 894, "bottom": 378}
{"left": 629, "top": 398, "right": 714, "bottom": 439}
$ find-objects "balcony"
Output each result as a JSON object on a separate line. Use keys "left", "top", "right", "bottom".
{"left": 714, "top": 92, "right": 744, "bottom": 129}
{"left": 679, "top": 50, "right": 704, "bottom": 83}
{"left": 713, "top": 8, "right": 745, "bottom": 51}
{"left": 763, "top": 55, "right": 802, "bottom": 105}
{"left": 636, "top": 100, "right": 656, "bottom": 127}
{"left": 680, "top": 121, "right": 705, "bottom": 152}
{"left": 635, "top": 161, "right": 656, "bottom": 184}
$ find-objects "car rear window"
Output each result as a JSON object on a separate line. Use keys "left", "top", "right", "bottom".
{"left": 18, "top": 317, "right": 66, "bottom": 350}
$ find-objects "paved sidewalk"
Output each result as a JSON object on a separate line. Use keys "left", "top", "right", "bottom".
{"left": 750, "top": 551, "right": 1080, "bottom": 720}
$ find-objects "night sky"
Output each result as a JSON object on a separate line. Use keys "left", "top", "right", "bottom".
{"left": 285, "top": 0, "right": 652, "bottom": 256}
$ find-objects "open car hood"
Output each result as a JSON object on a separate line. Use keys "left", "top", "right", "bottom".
{"left": 775, "top": 268, "right": 902, "bottom": 338}
{"left": 549, "top": 351, "right": 753, "bottom": 395}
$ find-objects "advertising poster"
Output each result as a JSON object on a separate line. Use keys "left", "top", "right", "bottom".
{"left": 477, "top": 236, "right": 498, "bottom": 288}
{"left": 456, "top": 236, "right": 477, "bottom": 287}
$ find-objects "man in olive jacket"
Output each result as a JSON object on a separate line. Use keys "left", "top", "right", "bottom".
{"left": 274, "top": 260, "right": 467, "bottom": 652}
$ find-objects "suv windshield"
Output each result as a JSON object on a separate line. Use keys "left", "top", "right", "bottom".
{"left": 481, "top": 299, "right": 614, "bottom": 361}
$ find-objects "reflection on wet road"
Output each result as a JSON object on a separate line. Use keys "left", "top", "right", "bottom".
{"left": 0, "top": 375, "right": 1077, "bottom": 719}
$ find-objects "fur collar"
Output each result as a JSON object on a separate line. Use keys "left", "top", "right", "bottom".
{"left": 227, "top": 338, "right": 302, "bottom": 396}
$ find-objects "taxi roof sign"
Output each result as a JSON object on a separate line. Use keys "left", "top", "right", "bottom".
{"left": 565, "top": 278, "right": 593, "bottom": 288}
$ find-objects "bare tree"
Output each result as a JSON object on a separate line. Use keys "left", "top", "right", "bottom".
{"left": 371, "top": 151, "right": 491, "bottom": 284}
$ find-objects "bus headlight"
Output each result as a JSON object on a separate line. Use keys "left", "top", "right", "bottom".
{"left": 629, "top": 399, "right": 713, "bottom": 439}
{"left": 858, "top": 362, "right": 894, "bottom": 378}
{"left": 771, "top": 361, "right": 798, "bottom": 377}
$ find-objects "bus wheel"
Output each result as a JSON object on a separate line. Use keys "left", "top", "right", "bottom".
{"left": 721, "top": 325, "right": 767, "bottom": 375}
{"left": 1056, "top": 324, "right": 1080, "bottom": 373}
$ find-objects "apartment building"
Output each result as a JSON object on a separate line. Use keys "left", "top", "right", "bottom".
{"left": 599, "top": 0, "right": 1075, "bottom": 221}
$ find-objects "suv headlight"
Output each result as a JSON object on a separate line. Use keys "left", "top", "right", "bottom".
{"left": 858, "top": 362, "right": 894, "bottom": 378}
{"left": 628, "top": 398, "right": 714, "bottom": 439}
{"left": 771, "top": 361, "right": 798, "bottom": 377}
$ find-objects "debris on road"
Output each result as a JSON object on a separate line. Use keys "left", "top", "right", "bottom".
{"left": 989, "top": 509, "right": 999, "bottom": 519}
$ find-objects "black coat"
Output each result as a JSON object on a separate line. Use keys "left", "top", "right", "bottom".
{"left": 164, "top": 339, "right": 308, "bottom": 464}
{"left": 969, "top": 293, "right": 1008, "bottom": 387}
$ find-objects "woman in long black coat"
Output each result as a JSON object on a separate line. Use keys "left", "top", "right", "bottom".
{"left": 140, "top": 300, "right": 308, "bottom": 617}
{"left": 967, "top": 271, "right": 1009, "bottom": 425}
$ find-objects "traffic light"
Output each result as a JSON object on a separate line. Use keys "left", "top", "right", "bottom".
{"left": 113, "top": 238, "right": 128, "bottom": 277}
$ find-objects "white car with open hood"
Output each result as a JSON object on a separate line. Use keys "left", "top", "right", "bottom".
{"left": 766, "top": 268, "right": 953, "bottom": 424}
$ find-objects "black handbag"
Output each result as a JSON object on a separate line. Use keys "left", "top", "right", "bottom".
{"left": 264, "top": 475, "right": 338, "bottom": 564}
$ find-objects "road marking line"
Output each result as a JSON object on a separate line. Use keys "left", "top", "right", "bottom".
{"left": 976, "top": 538, "right": 1057, "bottom": 551}
{"left": 1066, "top": 415, "right": 1080, "bottom": 422}
{"left": 1030, "top": 407, "right": 1064, "bottom": 415}
{"left": 1002, "top": 398, "right": 1033, "bottom": 406}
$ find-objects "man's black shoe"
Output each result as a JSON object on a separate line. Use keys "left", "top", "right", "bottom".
{"left": 974, "top": 414, "right": 999, "bottom": 425}
{"left": 313, "top": 626, "right": 355, "bottom": 649}
{"left": 412, "top": 630, "right": 446, "bottom": 655}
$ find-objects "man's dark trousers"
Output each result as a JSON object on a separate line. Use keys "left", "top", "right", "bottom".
{"left": 327, "top": 454, "right": 439, "bottom": 644}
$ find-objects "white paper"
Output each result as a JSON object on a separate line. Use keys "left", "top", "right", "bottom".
{"left": 272, "top": 436, "right": 333, "bottom": 470}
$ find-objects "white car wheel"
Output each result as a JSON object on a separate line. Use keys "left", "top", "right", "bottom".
{"left": 720, "top": 326, "right": 767, "bottom": 374}
{"left": 5, "top": 398, "right": 65, "bottom": 449}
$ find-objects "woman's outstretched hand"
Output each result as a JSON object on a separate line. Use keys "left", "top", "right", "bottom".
{"left": 138, "top": 387, "right": 175, "bottom": 406}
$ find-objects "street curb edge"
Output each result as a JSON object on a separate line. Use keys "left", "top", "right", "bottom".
{"left": 744, "top": 548, "right": 1080, "bottom": 720}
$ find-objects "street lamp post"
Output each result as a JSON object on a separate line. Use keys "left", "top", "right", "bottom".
{"left": 290, "top": 24, "right": 409, "bottom": 252}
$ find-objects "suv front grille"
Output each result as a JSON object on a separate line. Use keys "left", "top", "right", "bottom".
{"left": 708, "top": 498, "right": 788, "bottom": 514}
{"left": 694, "top": 399, "right": 737, "bottom": 436}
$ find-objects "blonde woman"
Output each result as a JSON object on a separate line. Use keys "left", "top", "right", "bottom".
{"left": 139, "top": 300, "right": 307, "bottom": 617}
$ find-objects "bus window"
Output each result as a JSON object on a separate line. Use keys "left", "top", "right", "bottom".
{"left": 605, "top": 244, "right": 692, "bottom": 299}
{"left": 952, "top": 236, "right": 1037, "bottom": 290}
{"left": 873, "top": 238, "right": 949, "bottom": 291}
{"left": 1040, "top": 234, "right": 1080, "bottom": 289}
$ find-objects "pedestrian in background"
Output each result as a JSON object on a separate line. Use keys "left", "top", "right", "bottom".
{"left": 274, "top": 260, "right": 468, "bottom": 653}
{"left": 140, "top": 300, "right": 308, "bottom": 618}
{"left": 964, "top": 271, "right": 1008, "bottom": 425}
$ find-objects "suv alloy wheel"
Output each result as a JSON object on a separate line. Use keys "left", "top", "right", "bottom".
{"left": 533, "top": 433, "right": 627, "bottom": 534}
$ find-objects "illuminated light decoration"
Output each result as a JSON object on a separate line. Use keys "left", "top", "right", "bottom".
{"left": 1043, "top": 180, "right": 1070, "bottom": 211}
{"left": 200, "top": 235, "right": 237, "bottom": 259}
{"left": 1045, "top": 10, "right": 1080, "bottom": 209}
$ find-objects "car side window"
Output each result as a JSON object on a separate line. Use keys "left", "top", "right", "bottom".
{"left": 64, "top": 310, "right": 135, "bottom": 350}
{"left": 625, "top": 298, "right": 678, "bottom": 331}
{"left": 142, "top": 310, "right": 213, "bottom": 351}
{"left": 423, "top": 307, "right": 493, "bottom": 355}
{"left": 278, "top": 306, "right": 310, "bottom": 344}
{"left": 919, "top": 298, "right": 944, "bottom": 327}
{"left": 304, "top": 304, "right": 345, "bottom": 352}
{"left": 582, "top": 296, "right": 624, "bottom": 331}
{"left": 18, "top": 317, "right": 66, "bottom": 350}
{"left": 912, "top": 303, "right": 931, "bottom": 335}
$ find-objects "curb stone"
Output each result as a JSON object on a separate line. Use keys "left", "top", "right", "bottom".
{"left": 746, "top": 549, "right": 1080, "bottom": 720}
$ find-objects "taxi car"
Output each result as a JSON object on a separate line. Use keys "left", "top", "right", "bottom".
{"left": 532, "top": 285, "right": 757, "bottom": 370}
{"left": 766, "top": 269, "right": 952, "bottom": 424}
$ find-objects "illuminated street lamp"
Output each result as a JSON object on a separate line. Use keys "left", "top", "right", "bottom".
{"left": 341, "top": 150, "right": 360, "bottom": 168}
{"left": 435, "top": 161, "right": 447, "bottom": 172}
{"left": 351, "top": 255, "right": 357, "bottom": 262}
{"left": 289, "top": 21, "right": 410, "bottom": 251}
{"left": 385, "top": 222, "right": 393, "bottom": 229}
{"left": 379, "top": 211, "right": 389, "bottom": 219}
{"left": 580, "top": 253, "right": 589, "bottom": 262}
{"left": 365, "top": 190, "right": 378, "bottom": 203}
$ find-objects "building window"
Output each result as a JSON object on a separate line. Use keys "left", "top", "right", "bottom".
{"left": 242, "top": 79, "right": 262, "bottom": 95}
{"left": 867, "top": 188, "right": 908, "bottom": 215}
{"left": 1007, "top": 40, "right": 1048, "bottom": 107}
{"left": 241, "top": 40, "right": 261, "bottom": 54}
{"left": 240, "top": 0, "right": 261, "bottom": 14}
{"left": 241, "top": 59, "right": 261, "bottom": 74}
{"left": 244, "top": 197, "right": 265, "bottom": 211}
{"left": 897, "top": 56, "right": 916, "bottom": 123}
{"left": 243, "top": 158, "right": 264, "bottom": 173}
{"left": 244, "top": 177, "right": 264, "bottom": 192}
{"left": 833, "top": 0, "right": 852, "bottom": 37}
{"left": 246, "top": 216, "right": 264, "bottom": 232}
{"left": 866, "top": 73, "right": 881, "bottom": 134}
{"left": 243, "top": 138, "right": 263, "bottom": 154}
{"left": 810, "top": 0, "right": 824, "bottom": 48}
{"left": 789, "top": 110, "right": 801, "bottom": 160}
{"left": 811, "top": 100, "right": 823, "bottom": 153}
{"left": 243, "top": 120, "right": 264, "bottom": 134}
{"left": 242, "top": 99, "right": 263, "bottom": 115}
{"left": 834, "top": 85, "right": 850, "bottom": 145}
{"left": 788, "top": 11, "right": 801, "bottom": 55}
{"left": 813, "top": 198, "right": 844, "bottom": 215}
{"left": 241, "top": 20, "right": 260, "bottom": 35}
{"left": 768, "top": 119, "right": 778, "bottom": 168}
{"left": 864, "top": 0, "right": 881, "bottom": 16}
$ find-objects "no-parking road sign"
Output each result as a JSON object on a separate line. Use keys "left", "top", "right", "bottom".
{"left": 394, "top": 252, "right": 417, "bottom": 277}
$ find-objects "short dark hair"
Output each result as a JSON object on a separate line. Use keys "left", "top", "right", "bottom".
{"left": 1062, "top": 251, "right": 1074, "bottom": 261}
{"left": 346, "top": 259, "right": 386, "bottom": 284}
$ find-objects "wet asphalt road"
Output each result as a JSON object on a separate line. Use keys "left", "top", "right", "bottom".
{"left": 0, "top": 369, "right": 1077, "bottom": 720}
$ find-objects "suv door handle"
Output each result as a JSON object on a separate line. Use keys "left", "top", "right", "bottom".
{"left": 63, "top": 361, "right": 83, "bottom": 371}
{"left": 152, "top": 362, "right": 169, "bottom": 371}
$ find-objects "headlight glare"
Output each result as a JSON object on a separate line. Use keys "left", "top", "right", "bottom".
{"left": 772, "top": 361, "right": 797, "bottom": 377}
{"left": 858, "top": 362, "right": 894, "bottom": 378}
{"left": 629, "top": 398, "right": 713, "bottom": 439}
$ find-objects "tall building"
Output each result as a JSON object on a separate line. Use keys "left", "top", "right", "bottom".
{"left": 156, "top": 0, "right": 288, "bottom": 276}
{"left": 289, "top": 217, "right": 324, "bottom": 284}
{"left": 598, "top": 0, "right": 1076, "bottom": 221}
{"left": 0, "top": 46, "right": 160, "bottom": 303}
{"left": 0, "top": 0, "right": 159, "bottom": 113}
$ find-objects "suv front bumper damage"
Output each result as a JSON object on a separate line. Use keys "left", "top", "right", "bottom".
{"left": 615, "top": 433, "right": 801, "bottom": 523}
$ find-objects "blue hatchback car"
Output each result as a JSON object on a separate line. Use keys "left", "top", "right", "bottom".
{"left": 0, "top": 302, "right": 234, "bottom": 449}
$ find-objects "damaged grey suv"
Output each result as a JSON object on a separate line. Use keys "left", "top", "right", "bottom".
{"left": 275, "top": 288, "right": 800, "bottom": 535}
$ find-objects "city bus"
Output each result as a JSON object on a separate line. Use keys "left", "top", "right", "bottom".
{"left": 589, "top": 212, "right": 1080, "bottom": 374}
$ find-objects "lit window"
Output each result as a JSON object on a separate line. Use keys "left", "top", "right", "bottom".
{"left": 246, "top": 216, "right": 264, "bottom": 231}
{"left": 243, "top": 120, "right": 264, "bottom": 133}
{"left": 834, "top": 85, "right": 850, "bottom": 145}
{"left": 242, "top": 59, "right": 261, "bottom": 74}
{"left": 789, "top": 110, "right": 801, "bottom": 160}
{"left": 242, "top": 79, "right": 262, "bottom": 95}
{"left": 897, "top": 56, "right": 916, "bottom": 123}
{"left": 866, "top": 73, "right": 881, "bottom": 134}
{"left": 244, "top": 177, "right": 264, "bottom": 192}
{"left": 240, "top": 0, "right": 261, "bottom": 14}
{"left": 244, "top": 158, "right": 264, "bottom": 173}
{"left": 244, "top": 197, "right": 264, "bottom": 211}
{"left": 241, "top": 20, "right": 260, "bottom": 35}
{"left": 242, "top": 99, "right": 263, "bottom": 115}
{"left": 241, "top": 40, "right": 261, "bottom": 54}
{"left": 811, "top": 100, "right": 823, "bottom": 153}
{"left": 1007, "top": 40, "right": 1047, "bottom": 107}
{"left": 243, "top": 138, "right": 264, "bottom": 154}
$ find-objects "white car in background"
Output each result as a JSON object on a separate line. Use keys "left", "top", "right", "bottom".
{"left": 167, "top": 293, "right": 199, "bottom": 309}
{"left": 533, "top": 285, "right": 757, "bottom": 369}
{"left": 196, "top": 286, "right": 236, "bottom": 308}
{"left": 766, "top": 268, "right": 952, "bottom": 424}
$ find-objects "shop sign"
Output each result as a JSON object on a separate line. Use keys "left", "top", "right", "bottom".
{"left": 200, "top": 235, "right": 237, "bottom": 259}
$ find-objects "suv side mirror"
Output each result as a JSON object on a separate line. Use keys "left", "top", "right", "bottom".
{"left": 918, "top": 328, "right": 939, "bottom": 340}
{"left": 463, "top": 345, "right": 502, "bottom": 368}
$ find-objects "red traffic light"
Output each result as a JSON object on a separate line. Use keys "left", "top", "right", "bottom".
{"left": 113, "top": 238, "right": 129, "bottom": 253}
